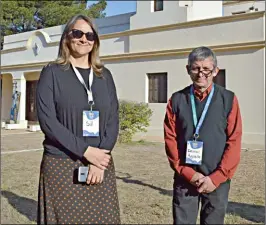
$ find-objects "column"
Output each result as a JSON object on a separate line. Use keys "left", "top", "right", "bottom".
{"left": 15, "top": 75, "right": 27, "bottom": 125}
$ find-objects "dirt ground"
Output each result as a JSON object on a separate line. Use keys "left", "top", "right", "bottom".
{"left": 1, "top": 130, "right": 265, "bottom": 224}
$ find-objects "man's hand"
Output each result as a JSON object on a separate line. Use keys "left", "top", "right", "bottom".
{"left": 197, "top": 176, "right": 216, "bottom": 193}
{"left": 190, "top": 172, "right": 205, "bottom": 187}
{"left": 86, "top": 165, "right": 105, "bottom": 185}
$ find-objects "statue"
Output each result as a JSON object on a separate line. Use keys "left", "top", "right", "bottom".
{"left": 10, "top": 81, "right": 21, "bottom": 123}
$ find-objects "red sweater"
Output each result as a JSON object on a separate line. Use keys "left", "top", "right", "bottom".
{"left": 164, "top": 84, "right": 242, "bottom": 187}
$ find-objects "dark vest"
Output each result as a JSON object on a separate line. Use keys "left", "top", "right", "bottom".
{"left": 171, "top": 84, "right": 234, "bottom": 176}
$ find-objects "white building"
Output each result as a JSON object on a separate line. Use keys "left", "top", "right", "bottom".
{"left": 1, "top": 0, "right": 265, "bottom": 148}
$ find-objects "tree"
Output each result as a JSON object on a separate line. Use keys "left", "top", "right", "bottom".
{"left": 1, "top": 0, "right": 107, "bottom": 49}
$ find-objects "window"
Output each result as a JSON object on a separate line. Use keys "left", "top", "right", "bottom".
{"left": 147, "top": 73, "right": 167, "bottom": 103}
{"left": 214, "top": 69, "right": 226, "bottom": 87}
{"left": 154, "top": 0, "right": 163, "bottom": 12}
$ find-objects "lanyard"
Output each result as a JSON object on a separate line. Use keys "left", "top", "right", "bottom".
{"left": 190, "top": 84, "right": 215, "bottom": 140}
{"left": 72, "top": 64, "right": 94, "bottom": 108}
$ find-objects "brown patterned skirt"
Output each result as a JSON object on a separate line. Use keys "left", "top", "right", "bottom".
{"left": 37, "top": 154, "right": 120, "bottom": 224}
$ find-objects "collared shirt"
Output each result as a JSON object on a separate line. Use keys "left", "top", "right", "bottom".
{"left": 193, "top": 83, "right": 213, "bottom": 102}
{"left": 164, "top": 83, "right": 242, "bottom": 187}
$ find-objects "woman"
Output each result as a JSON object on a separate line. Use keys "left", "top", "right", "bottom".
{"left": 36, "top": 14, "right": 120, "bottom": 224}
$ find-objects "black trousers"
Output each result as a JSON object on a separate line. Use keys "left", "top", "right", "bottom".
{"left": 172, "top": 175, "right": 230, "bottom": 225}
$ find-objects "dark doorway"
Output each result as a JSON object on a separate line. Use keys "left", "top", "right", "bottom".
{"left": 26, "top": 80, "right": 38, "bottom": 121}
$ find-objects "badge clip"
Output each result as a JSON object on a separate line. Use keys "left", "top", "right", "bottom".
{"left": 88, "top": 101, "right": 94, "bottom": 112}
{"left": 193, "top": 133, "right": 199, "bottom": 141}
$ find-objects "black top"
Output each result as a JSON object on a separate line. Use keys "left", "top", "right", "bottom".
{"left": 36, "top": 63, "right": 119, "bottom": 160}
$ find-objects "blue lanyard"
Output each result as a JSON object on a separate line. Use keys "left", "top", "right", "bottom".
{"left": 190, "top": 84, "right": 215, "bottom": 140}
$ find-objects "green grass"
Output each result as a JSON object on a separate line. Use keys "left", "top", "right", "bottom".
{"left": 1, "top": 132, "right": 265, "bottom": 224}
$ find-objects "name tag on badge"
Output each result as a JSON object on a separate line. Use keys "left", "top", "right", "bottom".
{"left": 185, "top": 140, "right": 203, "bottom": 165}
{"left": 83, "top": 110, "right": 99, "bottom": 137}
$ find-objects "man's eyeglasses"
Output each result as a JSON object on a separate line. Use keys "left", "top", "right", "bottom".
{"left": 189, "top": 68, "right": 214, "bottom": 77}
{"left": 69, "top": 29, "right": 95, "bottom": 41}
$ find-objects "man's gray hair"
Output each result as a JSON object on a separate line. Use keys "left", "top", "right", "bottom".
{"left": 188, "top": 46, "right": 217, "bottom": 68}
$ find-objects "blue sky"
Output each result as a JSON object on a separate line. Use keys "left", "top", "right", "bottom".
{"left": 87, "top": 1, "right": 137, "bottom": 17}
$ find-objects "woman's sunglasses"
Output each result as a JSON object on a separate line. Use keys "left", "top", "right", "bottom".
{"left": 70, "top": 29, "right": 95, "bottom": 41}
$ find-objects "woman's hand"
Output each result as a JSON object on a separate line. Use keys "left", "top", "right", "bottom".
{"left": 83, "top": 146, "right": 110, "bottom": 170}
{"left": 86, "top": 165, "right": 105, "bottom": 185}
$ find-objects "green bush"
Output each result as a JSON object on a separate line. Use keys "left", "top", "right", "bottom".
{"left": 118, "top": 100, "right": 153, "bottom": 143}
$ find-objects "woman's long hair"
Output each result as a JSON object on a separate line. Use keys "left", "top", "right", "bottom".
{"left": 55, "top": 14, "right": 103, "bottom": 76}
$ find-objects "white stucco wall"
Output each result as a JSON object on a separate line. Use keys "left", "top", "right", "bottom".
{"left": 216, "top": 48, "right": 265, "bottom": 144}
{"left": 129, "top": 15, "right": 264, "bottom": 53}
{"left": 100, "top": 36, "right": 130, "bottom": 55}
{"left": 2, "top": 12, "right": 133, "bottom": 52}
{"left": 104, "top": 47, "right": 265, "bottom": 146}
{"left": 1, "top": 13, "right": 133, "bottom": 67}
{"left": 103, "top": 55, "right": 191, "bottom": 139}
{"left": 2, "top": 7, "right": 264, "bottom": 68}
{"left": 187, "top": 1, "right": 223, "bottom": 21}
{"left": 94, "top": 12, "right": 134, "bottom": 35}
{"left": 130, "top": 1, "right": 187, "bottom": 29}
{"left": 1, "top": 34, "right": 129, "bottom": 66}
{"left": 223, "top": 1, "right": 265, "bottom": 16}
{"left": 3, "top": 26, "right": 63, "bottom": 51}
{"left": 1, "top": 2, "right": 265, "bottom": 147}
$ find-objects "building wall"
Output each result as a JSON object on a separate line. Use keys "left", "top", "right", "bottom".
{"left": 216, "top": 48, "right": 265, "bottom": 144}
{"left": 3, "top": 26, "right": 63, "bottom": 51}
{"left": 2, "top": 12, "right": 133, "bottom": 52}
{"left": 130, "top": 1, "right": 187, "bottom": 29}
{"left": 223, "top": 1, "right": 265, "bottom": 16}
{"left": 1, "top": 2, "right": 265, "bottom": 146}
{"left": 103, "top": 55, "right": 190, "bottom": 140}
{"left": 104, "top": 47, "right": 265, "bottom": 146}
{"left": 94, "top": 12, "right": 135, "bottom": 35}
{"left": 129, "top": 14, "right": 264, "bottom": 53}
{"left": 130, "top": 0, "right": 253, "bottom": 28}
{"left": 2, "top": 12, "right": 264, "bottom": 67}
{"left": 187, "top": 1, "right": 223, "bottom": 21}
{"left": 2, "top": 1, "right": 265, "bottom": 52}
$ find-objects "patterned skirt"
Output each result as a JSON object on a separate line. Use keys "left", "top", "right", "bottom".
{"left": 37, "top": 154, "right": 120, "bottom": 224}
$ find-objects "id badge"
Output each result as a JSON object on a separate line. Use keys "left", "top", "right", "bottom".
{"left": 185, "top": 140, "right": 203, "bottom": 165}
{"left": 83, "top": 110, "right": 99, "bottom": 137}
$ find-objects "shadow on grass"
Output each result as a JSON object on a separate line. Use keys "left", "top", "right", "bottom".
{"left": 1, "top": 190, "right": 37, "bottom": 222}
{"left": 227, "top": 201, "right": 265, "bottom": 223}
{"left": 2, "top": 184, "right": 264, "bottom": 223}
{"left": 116, "top": 172, "right": 265, "bottom": 223}
{"left": 116, "top": 171, "right": 173, "bottom": 196}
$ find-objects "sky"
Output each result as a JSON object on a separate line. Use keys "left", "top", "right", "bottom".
{"left": 86, "top": 1, "right": 137, "bottom": 17}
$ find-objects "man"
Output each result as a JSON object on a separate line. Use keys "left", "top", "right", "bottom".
{"left": 164, "top": 46, "right": 242, "bottom": 224}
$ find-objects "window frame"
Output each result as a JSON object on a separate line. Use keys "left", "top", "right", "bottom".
{"left": 154, "top": 0, "right": 164, "bottom": 12}
{"left": 147, "top": 72, "right": 167, "bottom": 103}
